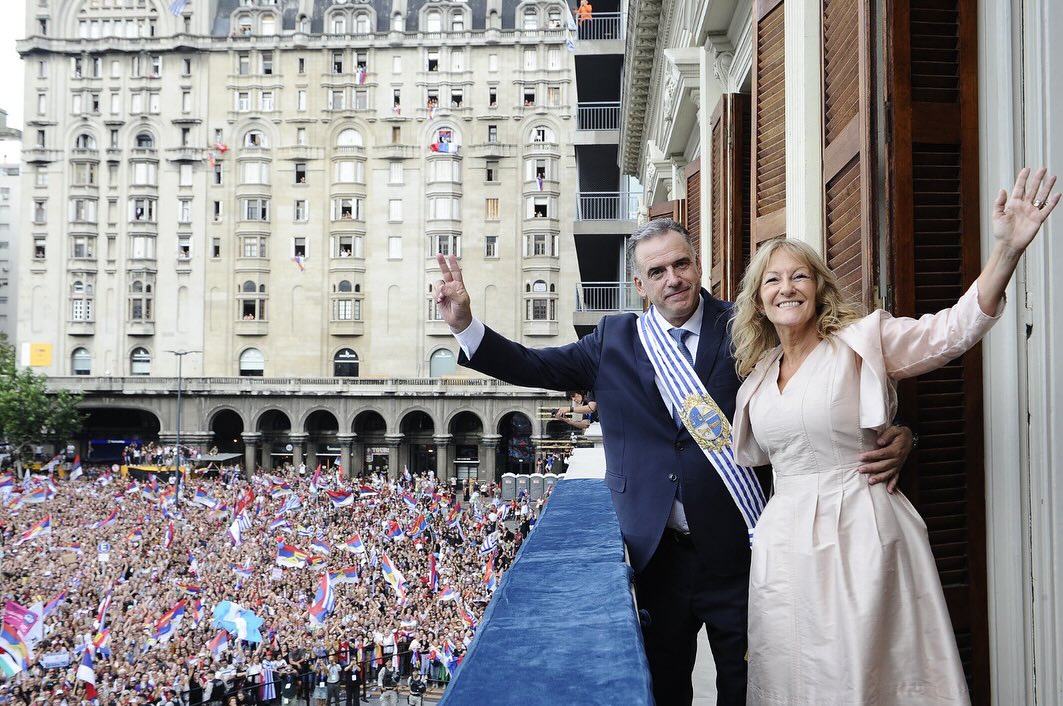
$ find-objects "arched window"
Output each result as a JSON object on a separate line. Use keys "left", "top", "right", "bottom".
{"left": 523, "top": 8, "right": 538, "bottom": 30}
{"left": 354, "top": 13, "right": 371, "bottom": 34}
{"left": 451, "top": 12, "right": 465, "bottom": 31}
{"left": 135, "top": 132, "right": 155, "bottom": 149}
{"left": 391, "top": 13, "right": 403, "bottom": 31}
{"left": 430, "top": 348, "right": 456, "bottom": 377}
{"left": 244, "top": 130, "right": 267, "bottom": 148}
{"left": 242, "top": 280, "right": 257, "bottom": 293}
{"left": 336, "top": 280, "right": 353, "bottom": 293}
{"left": 331, "top": 15, "right": 346, "bottom": 34}
{"left": 337, "top": 128, "right": 363, "bottom": 147}
{"left": 239, "top": 348, "right": 265, "bottom": 377}
{"left": 130, "top": 347, "right": 151, "bottom": 375}
{"left": 261, "top": 14, "right": 276, "bottom": 35}
{"left": 425, "top": 10, "right": 441, "bottom": 32}
{"left": 75, "top": 133, "right": 96, "bottom": 150}
{"left": 71, "top": 347, "right": 92, "bottom": 376}
{"left": 333, "top": 348, "right": 359, "bottom": 378}
{"left": 529, "top": 125, "right": 556, "bottom": 143}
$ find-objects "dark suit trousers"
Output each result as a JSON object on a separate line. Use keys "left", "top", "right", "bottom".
{"left": 636, "top": 531, "right": 749, "bottom": 706}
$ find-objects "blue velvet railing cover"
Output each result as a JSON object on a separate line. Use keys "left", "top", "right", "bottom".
{"left": 440, "top": 478, "right": 653, "bottom": 705}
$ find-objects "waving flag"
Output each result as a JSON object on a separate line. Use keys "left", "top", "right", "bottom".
{"left": 191, "top": 598, "right": 205, "bottom": 627}
{"left": 276, "top": 543, "right": 310, "bottom": 568}
{"left": 429, "top": 554, "right": 439, "bottom": 593}
{"left": 335, "top": 463, "right": 344, "bottom": 487}
{"left": 446, "top": 506, "right": 461, "bottom": 528}
{"left": 358, "top": 484, "right": 378, "bottom": 498}
{"left": 401, "top": 493, "right": 417, "bottom": 511}
{"left": 310, "top": 464, "right": 322, "bottom": 494}
{"left": 437, "top": 586, "right": 458, "bottom": 603}
{"left": 89, "top": 508, "right": 118, "bottom": 529}
{"left": 310, "top": 538, "right": 332, "bottom": 555}
{"left": 193, "top": 488, "right": 218, "bottom": 508}
{"left": 207, "top": 630, "right": 229, "bottom": 657}
{"left": 69, "top": 455, "right": 84, "bottom": 481}
{"left": 341, "top": 534, "right": 365, "bottom": 554}
{"left": 277, "top": 494, "right": 302, "bottom": 514}
{"left": 76, "top": 645, "right": 97, "bottom": 700}
{"left": 407, "top": 514, "right": 428, "bottom": 539}
{"left": 429, "top": 142, "right": 459, "bottom": 154}
{"left": 228, "top": 517, "right": 242, "bottom": 547}
{"left": 43, "top": 590, "right": 67, "bottom": 618}
{"left": 308, "top": 572, "right": 335, "bottom": 624}
{"left": 23, "top": 488, "right": 49, "bottom": 504}
{"left": 211, "top": 601, "right": 264, "bottom": 643}
{"left": 269, "top": 481, "right": 293, "bottom": 499}
{"left": 483, "top": 556, "right": 497, "bottom": 592}
{"left": 57, "top": 542, "right": 82, "bottom": 554}
{"left": 326, "top": 490, "right": 354, "bottom": 508}
{"left": 91, "top": 628, "right": 111, "bottom": 658}
{"left": 385, "top": 520, "right": 405, "bottom": 541}
{"left": 479, "top": 532, "right": 499, "bottom": 556}
{"left": 296, "top": 524, "right": 315, "bottom": 537}
{"left": 331, "top": 566, "right": 360, "bottom": 585}
{"left": 15, "top": 515, "right": 52, "bottom": 545}
{"left": 94, "top": 584, "right": 113, "bottom": 629}
{"left": 269, "top": 517, "right": 289, "bottom": 532}
{"left": 0, "top": 474, "right": 13, "bottom": 493}
{"left": 163, "top": 521, "right": 175, "bottom": 549}
{"left": 168, "top": 0, "right": 189, "bottom": 17}
{"left": 126, "top": 528, "right": 143, "bottom": 543}
{"left": 154, "top": 600, "right": 187, "bottom": 642}
{"left": 207, "top": 503, "right": 229, "bottom": 521}
{"left": 231, "top": 564, "right": 254, "bottom": 580}
{"left": 308, "top": 556, "right": 328, "bottom": 571}
{"left": 0, "top": 624, "right": 30, "bottom": 672}
{"left": 456, "top": 602, "right": 478, "bottom": 629}
{"left": 380, "top": 553, "right": 407, "bottom": 601}
{"left": 188, "top": 550, "right": 199, "bottom": 577}
{"left": 175, "top": 583, "right": 202, "bottom": 597}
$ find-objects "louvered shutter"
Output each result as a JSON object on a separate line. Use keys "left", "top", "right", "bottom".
{"left": 821, "top": 0, "right": 874, "bottom": 308}
{"left": 752, "top": 0, "right": 786, "bottom": 251}
{"left": 685, "top": 159, "right": 702, "bottom": 264}
{"left": 888, "top": 0, "right": 988, "bottom": 699}
{"left": 648, "top": 199, "right": 683, "bottom": 222}
{"left": 709, "top": 94, "right": 752, "bottom": 301}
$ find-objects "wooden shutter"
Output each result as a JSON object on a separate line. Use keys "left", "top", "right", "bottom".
{"left": 888, "top": 0, "right": 988, "bottom": 699}
{"left": 709, "top": 94, "right": 752, "bottom": 301}
{"left": 751, "top": 0, "right": 786, "bottom": 252}
{"left": 648, "top": 199, "right": 683, "bottom": 222}
{"left": 684, "top": 159, "right": 702, "bottom": 264}
{"left": 821, "top": 0, "right": 874, "bottom": 308}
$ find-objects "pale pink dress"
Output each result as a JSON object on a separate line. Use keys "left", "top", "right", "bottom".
{"left": 743, "top": 338, "right": 970, "bottom": 704}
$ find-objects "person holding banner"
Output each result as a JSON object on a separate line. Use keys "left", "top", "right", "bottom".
{"left": 434, "top": 220, "right": 912, "bottom": 705}
{"left": 729, "top": 167, "right": 1057, "bottom": 704}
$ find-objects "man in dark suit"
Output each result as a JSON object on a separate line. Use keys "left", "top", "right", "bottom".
{"left": 435, "top": 219, "right": 909, "bottom": 704}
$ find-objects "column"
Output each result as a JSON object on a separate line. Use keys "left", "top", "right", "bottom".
{"left": 241, "top": 432, "right": 261, "bottom": 478}
{"left": 784, "top": 0, "right": 825, "bottom": 253}
{"left": 351, "top": 438, "right": 365, "bottom": 478}
{"left": 261, "top": 439, "right": 273, "bottom": 472}
{"left": 289, "top": 432, "right": 308, "bottom": 469}
{"left": 479, "top": 434, "right": 501, "bottom": 482}
{"left": 336, "top": 433, "right": 355, "bottom": 481}
{"left": 433, "top": 434, "right": 453, "bottom": 481}
{"left": 385, "top": 433, "right": 404, "bottom": 481}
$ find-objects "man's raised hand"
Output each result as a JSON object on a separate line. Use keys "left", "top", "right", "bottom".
{"left": 436, "top": 254, "right": 473, "bottom": 333}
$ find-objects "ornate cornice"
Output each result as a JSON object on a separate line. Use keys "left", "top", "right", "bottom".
{"left": 619, "top": 0, "right": 664, "bottom": 176}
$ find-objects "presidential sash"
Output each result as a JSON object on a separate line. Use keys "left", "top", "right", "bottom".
{"left": 636, "top": 308, "right": 766, "bottom": 545}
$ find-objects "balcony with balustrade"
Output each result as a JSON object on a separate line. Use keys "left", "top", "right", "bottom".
{"left": 572, "top": 280, "right": 643, "bottom": 326}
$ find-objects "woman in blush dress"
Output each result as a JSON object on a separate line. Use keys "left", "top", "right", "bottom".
{"left": 729, "top": 168, "right": 1059, "bottom": 705}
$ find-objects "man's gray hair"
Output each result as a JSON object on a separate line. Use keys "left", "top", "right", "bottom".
{"left": 625, "top": 218, "right": 695, "bottom": 277}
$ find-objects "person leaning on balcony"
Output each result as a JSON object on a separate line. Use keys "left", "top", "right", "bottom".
{"left": 553, "top": 390, "right": 597, "bottom": 430}
{"left": 576, "top": 0, "right": 593, "bottom": 25}
{"left": 433, "top": 220, "right": 912, "bottom": 706}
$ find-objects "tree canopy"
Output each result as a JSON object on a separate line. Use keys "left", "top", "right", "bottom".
{"left": 0, "top": 337, "right": 84, "bottom": 470}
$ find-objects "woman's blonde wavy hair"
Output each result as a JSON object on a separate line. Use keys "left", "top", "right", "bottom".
{"left": 731, "top": 239, "right": 864, "bottom": 378}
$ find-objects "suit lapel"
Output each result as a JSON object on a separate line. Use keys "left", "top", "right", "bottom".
{"left": 694, "top": 292, "right": 728, "bottom": 382}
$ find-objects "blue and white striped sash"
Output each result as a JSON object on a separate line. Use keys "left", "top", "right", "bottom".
{"left": 636, "top": 307, "right": 766, "bottom": 545}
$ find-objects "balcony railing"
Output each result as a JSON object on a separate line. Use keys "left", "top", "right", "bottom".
{"left": 576, "top": 192, "right": 639, "bottom": 221}
{"left": 575, "top": 281, "right": 643, "bottom": 313}
{"left": 577, "top": 101, "right": 620, "bottom": 131}
{"left": 576, "top": 12, "right": 625, "bottom": 41}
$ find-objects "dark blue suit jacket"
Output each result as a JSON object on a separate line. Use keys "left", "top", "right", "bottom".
{"left": 461, "top": 290, "right": 764, "bottom": 576}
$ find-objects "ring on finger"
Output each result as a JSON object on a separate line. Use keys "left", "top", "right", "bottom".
{"left": 1034, "top": 199, "right": 1047, "bottom": 209}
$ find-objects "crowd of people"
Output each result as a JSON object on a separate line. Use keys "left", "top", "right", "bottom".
{"left": 119, "top": 444, "right": 200, "bottom": 469}
{"left": 0, "top": 462, "right": 546, "bottom": 706}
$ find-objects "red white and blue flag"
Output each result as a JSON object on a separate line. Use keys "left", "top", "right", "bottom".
{"left": 341, "top": 534, "right": 365, "bottom": 553}
{"left": 154, "top": 600, "right": 186, "bottom": 642}
{"left": 91, "top": 628, "right": 111, "bottom": 658}
{"left": 380, "top": 552, "right": 407, "bottom": 601}
{"left": 231, "top": 564, "right": 254, "bottom": 580}
{"left": 330, "top": 566, "right": 360, "bottom": 585}
{"left": 437, "top": 586, "right": 458, "bottom": 603}
{"left": 15, "top": 515, "right": 51, "bottom": 545}
{"left": 43, "top": 590, "right": 67, "bottom": 618}
{"left": 89, "top": 508, "right": 118, "bottom": 530}
{"left": 310, "top": 538, "right": 333, "bottom": 555}
{"left": 407, "top": 514, "right": 428, "bottom": 539}
{"left": 429, "top": 554, "right": 439, "bottom": 593}
{"left": 276, "top": 543, "right": 310, "bottom": 568}
{"left": 401, "top": 493, "right": 417, "bottom": 511}
{"left": 191, "top": 598, "right": 205, "bottom": 627}
{"left": 483, "top": 556, "right": 497, "bottom": 592}
{"left": 326, "top": 490, "right": 354, "bottom": 508}
{"left": 94, "top": 584, "right": 113, "bottom": 629}
{"left": 69, "top": 455, "right": 84, "bottom": 481}
{"left": 163, "top": 521, "right": 174, "bottom": 549}
{"left": 76, "top": 644, "right": 97, "bottom": 699}
{"left": 358, "top": 485, "right": 378, "bottom": 498}
{"left": 310, "top": 465, "right": 323, "bottom": 493}
{"left": 193, "top": 487, "right": 218, "bottom": 508}
{"left": 308, "top": 572, "right": 336, "bottom": 625}
{"left": 207, "top": 630, "right": 228, "bottom": 657}
{"left": 385, "top": 520, "right": 405, "bottom": 541}
{"left": 269, "top": 517, "right": 290, "bottom": 532}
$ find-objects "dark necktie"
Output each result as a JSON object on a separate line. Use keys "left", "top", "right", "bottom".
{"left": 668, "top": 327, "right": 693, "bottom": 428}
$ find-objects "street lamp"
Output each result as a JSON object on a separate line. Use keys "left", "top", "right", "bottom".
{"left": 165, "top": 349, "right": 201, "bottom": 500}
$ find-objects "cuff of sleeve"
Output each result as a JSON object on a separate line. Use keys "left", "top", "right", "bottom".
{"left": 453, "top": 318, "right": 486, "bottom": 359}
